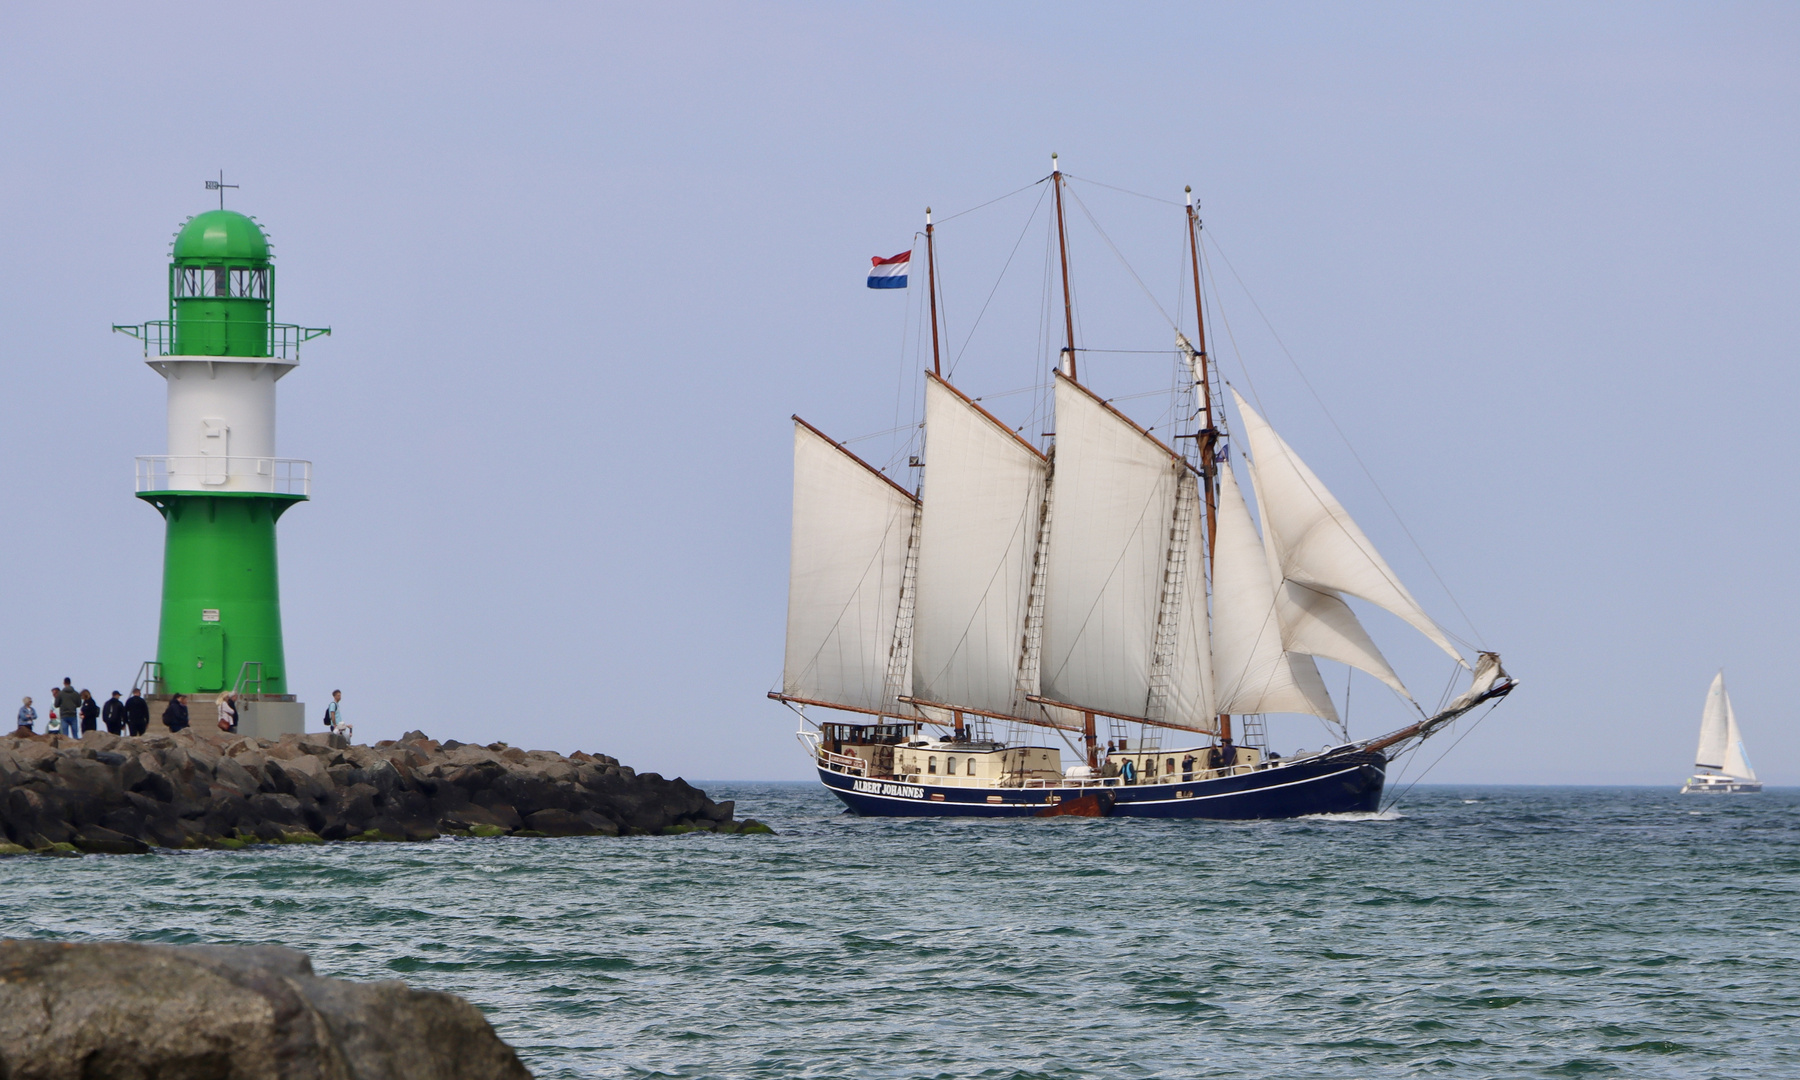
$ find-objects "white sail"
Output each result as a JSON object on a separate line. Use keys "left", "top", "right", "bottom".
{"left": 1240, "top": 444, "right": 1411, "bottom": 698}
{"left": 1040, "top": 375, "right": 1198, "bottom": 719}
{"left": 1695, "top": 671, "right": 1729, "bottom": 770}
{"left": 1723, "top": 690, "right": 1757, "bottom": 781}
{"left": 1210, "top": 460, "right": 1339, "bottom": 721}
{"left": 911, "top": 374, "right": 1049, "bottom": 717}
{"left": 1231, "top": 389, "right": 1465, "bottom": 667}
{"left": 782, "top": 420, "right": 918, "bottom": 712}
{"left": 1165, "top": 469, "right": 1219, "bottom": 732}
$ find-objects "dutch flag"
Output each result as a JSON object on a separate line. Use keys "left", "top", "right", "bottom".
{"left": 867, "top": 251, "right": 910, "bottom": 289}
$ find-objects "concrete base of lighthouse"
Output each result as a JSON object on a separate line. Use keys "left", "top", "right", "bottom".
{"left": 143, "top": 694, "right": 306, "bottom": 739}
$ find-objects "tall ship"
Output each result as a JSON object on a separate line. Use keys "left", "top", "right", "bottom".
{"left": 1681, "top": 672, "right": 1761, "bottom": 793}
{"left": 772, "top": 162, "right": 1515, "bottom": 819}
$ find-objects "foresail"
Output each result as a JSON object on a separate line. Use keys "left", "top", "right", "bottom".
{"left": 1040, "top": 374, "right": 1208, "bottom": 721}
{"left": 1210, "top": 460, "right": 1339, "bottom": 721}
{"left": 1695, "top": 671, "right": 1729, "bottom": 770}
{"left": 783, "top": 420, "right": 919, "bottom": 712}
{"left": 1231, "top": 389, "right": 1465, "bottom": 667}
{"left": 1722, "top": 691, "right": 1756, "bottom": 781}
{"left": 912, "top": 374, "right": 1049, "bottom": 718}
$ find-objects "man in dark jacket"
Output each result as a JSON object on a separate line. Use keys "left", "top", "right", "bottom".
{"left": 162, "top": 694, "right": 189, "bottom": 733}
{"left": 101, "top": 691, "right": 127, "bottom": 735}
{"left": 124, "top": 689, "right": 149, "bottom": 737}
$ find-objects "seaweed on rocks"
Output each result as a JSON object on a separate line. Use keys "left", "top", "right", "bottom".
{"left": 0, "top": 729, "right": 769, "bottom": 854}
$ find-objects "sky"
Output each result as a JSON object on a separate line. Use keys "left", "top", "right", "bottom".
{"left": 1, "top": 3, "right": 1795, "bottom": 785}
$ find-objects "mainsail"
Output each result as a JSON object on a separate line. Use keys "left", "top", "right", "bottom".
{"left": 1232, "top": 389, "right": 1466, "bottom": 670}
{"left": 911, "top": 373, "right": 1052, "bottom": 719}
{"left": 1695, "top": 671, "right": 1729, "bottom": 769}
{"left": 1210, "top": 459, "right": 1338, "bottom": 720}
{"left": 1039, "top": 374, "right": 1212, "bottom": 724}
{"left": 781, "top": 419, "right": 919, "bottom": 713}
{"left": 1696, "top": 672, "right": 1757, "bottom": 780}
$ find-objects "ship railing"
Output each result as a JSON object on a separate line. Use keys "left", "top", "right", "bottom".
{"left": 880, "top": 760, "right": 1281, "bottom": 789}
{"left": 817, "top": 749, "right": 868, "bottom": 776}
{"left": 136, "top": 456, "right": 312, "bottom": 497}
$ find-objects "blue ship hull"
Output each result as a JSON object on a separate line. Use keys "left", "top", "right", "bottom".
{"left": 819, "top": 751, "right": 1387, "bottom": 820}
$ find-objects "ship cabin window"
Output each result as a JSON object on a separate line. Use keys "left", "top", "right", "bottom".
{"left": 966, "top": 759, "right": 979, "bottom": 777}
{"left": 1167, "top": 758, "right": 1176, "bottom": 775}
{"left": 946, "top": 757, "right": 957, "bottom": 775}
{"left": 928, "top": 757, "right": 938, "bottom": 774}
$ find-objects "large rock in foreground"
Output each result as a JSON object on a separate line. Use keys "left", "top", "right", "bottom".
{"left": 0, "top": 729, "right": 768, "bottom": 853}
{"left": 0, "top": 939, "right": 533, "bottom": 1079}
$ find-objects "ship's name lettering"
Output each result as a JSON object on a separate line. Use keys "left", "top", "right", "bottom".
{"left": 853, "top": 780, "right": 924, "bottom": 799}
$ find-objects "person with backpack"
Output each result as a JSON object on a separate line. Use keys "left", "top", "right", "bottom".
{"left": 324, "top": 690, "right": 352, "bottom": 741}
{"left": 79, "top": 690, "right": 99, "bottom": 734}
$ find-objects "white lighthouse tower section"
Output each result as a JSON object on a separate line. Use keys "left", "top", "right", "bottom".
{"left": 150, "top": 357, "right": 299, "bottom": 494}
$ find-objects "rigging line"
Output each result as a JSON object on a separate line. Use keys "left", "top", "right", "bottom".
{"left": 1074, "top": 348, "right": 1177, "bottom": 354}
{"left": 843, "top": 420, "right": 925, "bottom": 446}
{"left": 936, "top": 177, "right": 1049, "bottom": 225}
{"left": 1201, "top": 231, "right": 1487, "bottom": 648}
{"left": 948, "top": 184, "right": 1051, "bottom": 378}
{"left": 1063, "top": 185, "right": 1177, "bottom": 330}
{"left": 1064, "top": 174, "right": 1184, "bottom": 207}
{"left": 1379, "top": 701, "right": 1500, "bottom": 814}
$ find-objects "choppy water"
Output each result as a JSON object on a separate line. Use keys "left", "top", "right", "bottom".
{"left": 2, "top": 784, "right": 1796, "bottom": 1078}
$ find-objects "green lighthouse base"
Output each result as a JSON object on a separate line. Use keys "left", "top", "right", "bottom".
{"left": 138, "top": 490, "right": 306, "bottom": 737}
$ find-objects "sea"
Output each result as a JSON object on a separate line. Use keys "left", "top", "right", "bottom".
{"left": 2, "top": 783, "right": 1795, "bottom": 1079}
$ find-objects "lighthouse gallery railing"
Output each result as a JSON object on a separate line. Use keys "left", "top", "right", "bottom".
{"left": 136, "top": 456, "right": 312, "bottom": 497}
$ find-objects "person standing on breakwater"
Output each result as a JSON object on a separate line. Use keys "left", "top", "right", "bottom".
{"left": 16, "top": 697, "right": 36, "bottom": 734}
{"left": 217, "top": 692, "right": 238, "bottom": 733}
{"left": 101, "top": 691, "right": 126, "bottom": 735}
{"left": 79, "top": 690, "right": 99, "bottom": 735}
{"left": 324, "top": 690, "right": 351, "bottom": 741}
{"left": 162, "top": 694, "right": 189, "bottom": 733}
{"left": 124, "top": 688, "right": 148, "bottom": 737}
{"left": 54, "top": 680, "right": 82, "bottom": 740}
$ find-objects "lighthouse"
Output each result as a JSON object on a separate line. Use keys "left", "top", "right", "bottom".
{"left": 115, "top": 195, "right": 328, "bottom": 737}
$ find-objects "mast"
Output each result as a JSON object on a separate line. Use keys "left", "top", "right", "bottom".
{"left": 1051, "top": 153, "right": 1076, "bottom": 379}
{"left": 926, "top": 207, "right": 942, "bottom": 377}
{"left": 1185, "top": 186, "right": 1230, "bottom": 744}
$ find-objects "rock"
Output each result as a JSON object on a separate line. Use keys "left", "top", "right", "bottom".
{"left": 0, "top": 729, "right": 754, "bottom": 851}
{"left": 0, "top": 939, "right": 533, "bottom": 1079}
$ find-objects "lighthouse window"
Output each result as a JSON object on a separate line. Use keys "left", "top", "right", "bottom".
{"left": 175, "top": 266, "right": 268, "bottom": 300}
{"left": 927, "top": 757, "right": 937, "bottom": 774}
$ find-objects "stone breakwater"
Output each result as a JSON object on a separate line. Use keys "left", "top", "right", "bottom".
{"left": 0, "top": 729, "right": 768, "bottom": 854}
{"left": 0, "top": 939, "right": 534, "bottom": 1079}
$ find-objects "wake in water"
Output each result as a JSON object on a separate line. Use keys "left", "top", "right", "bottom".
{"left": 1297, "top": 807, "right": 1406, "bottom": 823}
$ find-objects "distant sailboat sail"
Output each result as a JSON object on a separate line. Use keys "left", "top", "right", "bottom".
{"left": 1684, "top": 671, "right": 1760, "bottom": 793}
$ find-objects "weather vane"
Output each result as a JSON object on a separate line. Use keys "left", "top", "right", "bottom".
{"left": 204, "top": 170, "right": 239, "bottom": 210}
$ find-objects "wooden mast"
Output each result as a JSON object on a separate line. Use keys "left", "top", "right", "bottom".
{"left": 926, "top": 207, "right": 942, "bottom": 377}
{"left": 1186, "top": 186, "right": 1230, "bottom": 745}
{"left": 1051, "top": 154, "right": 1076, "bottom": 380}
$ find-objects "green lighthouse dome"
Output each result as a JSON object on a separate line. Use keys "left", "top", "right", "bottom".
{"left": 172, "top": 210, "right": 270, "bottom": 266}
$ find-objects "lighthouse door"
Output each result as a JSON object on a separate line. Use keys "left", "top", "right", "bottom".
{"left": 200, "top": 418, "right": 230, "bottom": 485}
{"left": 194, "top": 623, "right": 225, "bottom": 691}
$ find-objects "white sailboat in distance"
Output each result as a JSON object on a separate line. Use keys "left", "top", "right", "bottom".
{"left": 1681, "top": 671, "right": 1761, "bottom": 793}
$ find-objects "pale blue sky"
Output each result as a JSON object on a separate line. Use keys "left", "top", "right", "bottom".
{"left": 1, "top": 3, "right": 1795, "bottom": 784}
